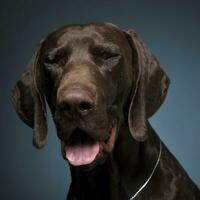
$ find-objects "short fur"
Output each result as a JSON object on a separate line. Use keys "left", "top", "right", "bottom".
{"left": 11, "top": 23, "right": 200, "bottom": 200}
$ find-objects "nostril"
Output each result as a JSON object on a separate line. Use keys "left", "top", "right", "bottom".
{"left": 59, "top": 102, "right": 71, "bottom": 112}
{"left": 58, "top": 100, "right": 93, "bottom": 114}
{"left": 57, "top": 88, "right": 94, "bottom": 115}
{"left": 79, "top": 101, "right": 93, "bottom": 113}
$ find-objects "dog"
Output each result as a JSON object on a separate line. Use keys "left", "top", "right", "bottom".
{"left": 11, "top": 23, "right": 200, "bottom": 199}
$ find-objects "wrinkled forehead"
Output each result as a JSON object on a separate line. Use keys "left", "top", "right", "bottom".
{"left": 43, "top": 23, "right": 129, "bottom": 50}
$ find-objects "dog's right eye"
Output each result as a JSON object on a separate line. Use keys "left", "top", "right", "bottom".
{"left": 44, "top": 52, "right": 68, "bottom": 66}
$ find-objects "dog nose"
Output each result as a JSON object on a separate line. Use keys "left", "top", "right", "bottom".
{"left": 57, "top": 89, "right": 94, "bottom": 115}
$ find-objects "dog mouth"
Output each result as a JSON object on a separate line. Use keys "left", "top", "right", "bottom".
{"left": 61, "top": 121, "right": 117, "bottom": 167}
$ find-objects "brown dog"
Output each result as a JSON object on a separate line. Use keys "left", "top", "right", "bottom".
{"left": 11, "top": 23, "right": 200, "bottom": 199}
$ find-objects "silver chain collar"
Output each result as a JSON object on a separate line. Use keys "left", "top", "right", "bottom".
{"left": 129, "top": 139, "right": 162, "bottom": 200}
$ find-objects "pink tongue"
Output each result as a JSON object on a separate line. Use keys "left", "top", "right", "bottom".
{"left": 65, "top": 142, "right": 100, "bottom": 166}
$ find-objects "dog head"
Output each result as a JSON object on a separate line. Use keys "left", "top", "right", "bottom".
{"left": 11, "top": 23, "right": 170, "bottom": 169}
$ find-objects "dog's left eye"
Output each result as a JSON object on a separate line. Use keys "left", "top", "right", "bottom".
{"left": 99, "top": 50, "right": 119, "bottom": 60}
{"left": 93, "top": 48, "right": 121, "bottom": 60}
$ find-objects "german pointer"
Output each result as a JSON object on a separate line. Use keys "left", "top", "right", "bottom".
{"left": 11, "top": 23, "right": 200, "bottom": 199}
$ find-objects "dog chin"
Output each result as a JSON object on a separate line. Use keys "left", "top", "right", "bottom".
{"left": 60, "top": 122, "right": 117, "bottom": 170}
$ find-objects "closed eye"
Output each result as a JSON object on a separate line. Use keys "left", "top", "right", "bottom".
{"left": 44, "top": 51, "right": 69, "bottom": 66}
{"left": 92, "top": 45, "right": 121, "bottom": 60}
{"left": 97, "top": 49, "right": 120, "bottom": 60}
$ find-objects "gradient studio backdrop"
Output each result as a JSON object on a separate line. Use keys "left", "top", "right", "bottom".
{"left": 1, "top": 0, "right": 200, "bottom": 199}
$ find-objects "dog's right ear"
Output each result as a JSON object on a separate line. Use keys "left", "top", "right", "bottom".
{"left": 11, "top": 42, "right": 48, "bottom": 148}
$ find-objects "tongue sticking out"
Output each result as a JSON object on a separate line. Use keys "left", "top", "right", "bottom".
{"left": 65, "top": 142, "right": 100, "bottom": 166}
{"left": 64, "top": 124, "right": 117, "bottom": 166}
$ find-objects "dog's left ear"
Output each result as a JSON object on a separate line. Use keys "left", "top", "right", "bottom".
{"left": 125, "top": 30, "right": 170, "bottom": 141}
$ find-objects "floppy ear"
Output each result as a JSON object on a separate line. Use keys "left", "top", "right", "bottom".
{"left": 11, "top": 43, "right": 47, "bottom": 148}
{"left": 126, "top": 29, "right": 170, "bottom": 141}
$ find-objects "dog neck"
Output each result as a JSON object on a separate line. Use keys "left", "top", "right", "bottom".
{"left": 114, "top": 123, "right": 162, "bottom": 199}
{"left": 69, "top": 156, "right": 119, "bottom": 200}
{"left": 68, "top": 122, "right": 161, "bottom": 200}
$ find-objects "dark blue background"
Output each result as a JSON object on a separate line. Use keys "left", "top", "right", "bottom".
{"left": 1, "top": 0, "right": 200, "bottom": 199}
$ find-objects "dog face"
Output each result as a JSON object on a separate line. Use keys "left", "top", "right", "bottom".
{"left": 11, "top": 23, "right": 170, "bottom": 169}
{"left": 40, "top": 24, "right": 133, "bottom": 168}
